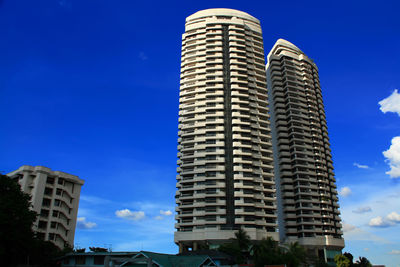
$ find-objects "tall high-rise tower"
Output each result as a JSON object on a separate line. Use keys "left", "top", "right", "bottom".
{"left": 175, "top": 9, "right": 278, "bottom": 252}
{"left": 266, "top": 39, "right": 344, "bottom": 260}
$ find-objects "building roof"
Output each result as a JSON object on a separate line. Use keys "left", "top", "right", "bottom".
{"left": 60, "top": 251, "right": 216, "bottom": 267}
{"left": 123, "top": 251, "right": 216, "bottom": 267}
{"left": 62, "top": 251, "right": 138, "bottom": 257}
{"left": 186, "top": 8, "right": 259, "bottom": 24}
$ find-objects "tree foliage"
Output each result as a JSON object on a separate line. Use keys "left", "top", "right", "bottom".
{"left": 219, "top": 228, "right": 251, "bottom": 264}
{"left": 89, "top": 247, "right": 109, "bottom": 252}
{"left": 253, "top": 237, "right": 283, "bottom": 266}
{"left": 343, "top": 252, "right": 354, "bottom": 267}
{"left": 0, "top": 174, "right": 66, "bottom": 266}
{"left": 355, "top": 256, "right": 372, "bottom": 267}
{"left": 281, "top": 242, "right": 307, "bottom": 267}
{"left": 219, "top": 229, "right": 307, "bottom": 267}
{"left": 341, "top": 252, "right": 373, "bottom": 267}
{"left": 334, "top": 254, "right": 351, "bottom": 267}
{"left": 0, "top": 174, "right": 38, "bottom": 266}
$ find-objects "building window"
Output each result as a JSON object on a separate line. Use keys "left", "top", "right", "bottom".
{"left": 42, "top": 198, "right": 51, "bottom": 207}
{"left": 94, "top": 256, "right": 105, "bottom": 265}
{"left": 56, "top": 188, "right": 62, "bottom": 195}
{"left": 75, "top": 256, "right": 86, "bottom": 265}
{"left": 40, "top": 209, "right": 49, "bottom": 218}
{"left": 46, "top": 177, "right": 55, "bottom": 184}
{"left": 44, "top": 187, "right": 53, "bottom": 196}
{"left": 38, "top": 220, "right": 47, "bottom": 229}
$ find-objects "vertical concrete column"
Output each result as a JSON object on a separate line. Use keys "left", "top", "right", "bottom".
{"left": 21, "top": 171, "right": 31, "bottom": 192}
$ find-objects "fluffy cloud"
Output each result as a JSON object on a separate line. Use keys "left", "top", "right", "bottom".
{"left": 388, "top": 250, "right": 400, "bottom": 255}
{"left": 76, "top": 217, "right": 97, "bottom": 229}
{"left": 352, "top": 206, "right": 372, "bottom": 214}
{"left": 383, "top": 136, "right": 400, "bottom": 178}
{"left": 368, "top": 216, "right": 389, "bottom": 227}
{"left": 386, "top": 211, "right": 400, "bottom": 222}
{"left": 160, "top": 210, "right": 173, "bottom": 216}
{"left": 339, "top": 187, "right": 352, "bottom": 197}
{"left": 115, "top": 209, "right": 145, "bottom": 221}
{"left": 154, "top": 215, "right": 164, "bottom": 220}
{"left": 353, "top": 162, "right": 369, "bottom": 169}
{"left": 369, "top": 211, "right": 400, "bottom": 227}
{"left": 379, "top": 89, "right": 400, "bottom": 116}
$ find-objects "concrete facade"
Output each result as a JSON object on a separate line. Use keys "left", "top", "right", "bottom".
{"left": 8, "top": 165, "right": 84, "bottom": 249}
{"left": 266, "top": 39, "right": 344, "bottom": 262}
{"left": 175, "top": 8, "right": 278, "bottom": 252}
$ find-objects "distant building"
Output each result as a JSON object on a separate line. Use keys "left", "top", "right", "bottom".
{"left": 60, "top": 251, "right": 217, "bottom": 267}
{"left": 8, "top": 165, "right": 84, "bottom": 249}
{"left": 266, "top": 39, "right": 344, "bottom": 262}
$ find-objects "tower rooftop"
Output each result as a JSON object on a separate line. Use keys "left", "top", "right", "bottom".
{"left": 186, "top": 8, "right": 259, "bottom": 24}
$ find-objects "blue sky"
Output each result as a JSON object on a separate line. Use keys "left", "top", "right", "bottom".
{"left": 1, "top": 0, "right": 400, "bottom": 266}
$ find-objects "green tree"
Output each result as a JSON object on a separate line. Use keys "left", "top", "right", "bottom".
{"left": 343, "top": 252, "right": 354, "bottom": 266}
{"left": 29, "top": 239, "right": 63, "bottom": 267}
{"left": 89, "top": 247, "right": 109, "bottom": 252}
{"left": 314, "top": 258, "right": 330, "bottom": 267}
{"left": 0, "top": 174, "right": 37, "bottom": 267}
{"left": 0, "top": 174, "right": 66, "bottom": 267}
{"left": 281, "top": 242, "right": 307, "bottom": 267}
{"left": 355, "top": 256, "right": 372, "bottom": 267}
{"left": 253, "top": 237, "right": 283, "bottom": 267}
{"left": 334, "top": 254, "right": 351, "bottom": 267}
{"left": 218, "top": 228, "right": 251, "bottom": 264}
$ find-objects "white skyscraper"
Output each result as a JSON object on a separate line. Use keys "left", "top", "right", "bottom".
{"left": 266, "top": 39, "right": 344, "bottom": 262}
{"left": 175, "top": 8, "right": 278, "bottom": 252}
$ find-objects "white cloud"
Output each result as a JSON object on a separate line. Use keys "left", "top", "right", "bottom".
{"left": 160, "top": 210, "right": 172, "bottom": 216}
{"left": 388, "top": 249, "right": 400, "bottom": 255}
{"left": 353, "top": 162, "right": 369, "bottom": 169}
{"left": 369, "top": 212, "right": 400, "bottom": 228}
{"left": 339, "top": 186, "right": 352, "bottom": 197}
{"left": 383, "top": 136, "right": 400, "bottom": 178}
{"left": 369, "top": 216, "right": 390, "bottom": 227}
{"left": 154, "top": 215, "right": 164, "bottom": 220}
{"left": 115, "top": 209, "right": 145, "bottom": 221}
{"left": 353, "top": 206, "right": 372, "bottom": 214}
{"left": 387, "top": 211, "right": 400, "bottom": 222}
{"left": 77, "top": 217, "right": 97, "bottom": 229}
{"left": 379, "top": 89, "right": 400, "bottom": 116}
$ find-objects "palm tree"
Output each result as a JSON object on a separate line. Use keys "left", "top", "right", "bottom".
{"left": 234, "top": 228, "right": 251, "bottom": 252}
{"left": 281, "top": 242, "right": 307, "bottom": 267}
{"left": 252, "top": 237, "right": 283, "bottom": 267}
{"left": 218, "top": 228, "right": 251, "bottom": 264}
